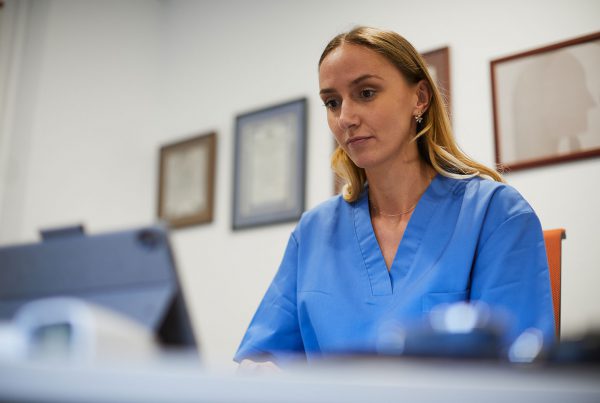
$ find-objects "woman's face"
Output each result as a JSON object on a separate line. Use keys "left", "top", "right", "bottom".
{"left": 319, "top": 44, "right": 421, "bottom": 171}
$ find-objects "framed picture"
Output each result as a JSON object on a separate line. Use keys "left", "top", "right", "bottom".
{"left": 233, "top": 98, "right": 307, "bottom": 229}
{"left": 158, "top": 132, "right": 216, "bottom": 228}
{"left": 422, "top": 46, "right": 452, "bottom": 118}
{"left": 491, "top": 32, "right": 600, "bottom": 171}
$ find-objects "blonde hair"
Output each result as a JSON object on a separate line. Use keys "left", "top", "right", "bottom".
{"left": 319, "top": 26, "right": 504, "bottom": 202}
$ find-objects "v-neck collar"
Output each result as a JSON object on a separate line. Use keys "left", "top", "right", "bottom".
{"left": 352, "top": 174, "right": 453, "bottom": 296}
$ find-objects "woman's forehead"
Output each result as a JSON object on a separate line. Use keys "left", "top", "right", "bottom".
{"left": 321, "top": 44, "right": 387, "bottom": 70}
{"left": 319, "top": 44, "right": 400, "bottom": 87}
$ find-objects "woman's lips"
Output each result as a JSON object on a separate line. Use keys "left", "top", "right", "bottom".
{"left": 346, "top": 136, "right": 373, "bottom": 146}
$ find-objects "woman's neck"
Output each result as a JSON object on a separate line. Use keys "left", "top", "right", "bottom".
{"left": 366, "top": 158, "right": 434, "bottom": 216}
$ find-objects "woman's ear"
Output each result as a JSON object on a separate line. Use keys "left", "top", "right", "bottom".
{"left": 415, "top": 79, "right": 432, "bottom": 113}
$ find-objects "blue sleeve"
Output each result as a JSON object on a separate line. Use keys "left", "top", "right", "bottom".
{"left": 233, "top": 233, "right": 304, "bottom": 363}
{"left": 471, "top": 208, "right": 556, "bottom": 348}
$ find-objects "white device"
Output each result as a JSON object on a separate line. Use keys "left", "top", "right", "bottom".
{"left": 8, "top": 297, "right": 160, "bottom": 361}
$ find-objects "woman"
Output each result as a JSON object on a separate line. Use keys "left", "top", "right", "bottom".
{"left": 234, "top": 26, "right": 555, "bottom": 368}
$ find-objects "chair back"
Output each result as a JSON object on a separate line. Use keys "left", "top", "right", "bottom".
{"left": 543, "top": 228, "right": 566, "bottom": 339}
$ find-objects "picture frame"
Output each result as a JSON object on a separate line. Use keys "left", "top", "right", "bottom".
{"left": 158, "top": 132, "right": 216, "bottom": 228}
{"left": 491, "top": 32, "right": 600, "bottom": 171}
{"left": 232, "top": 98, "right": 307, "bottom": 229}
{"left": 422, "top": 46, "right": 452, "bottom": 118}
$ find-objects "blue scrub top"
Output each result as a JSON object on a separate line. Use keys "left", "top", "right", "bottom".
{"left": 234, "top": 175, "right": 555, "bottom": 362}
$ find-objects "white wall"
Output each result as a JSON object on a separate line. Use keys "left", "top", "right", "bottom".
{"left": 1, "top": 0, "right": 599, "bottom": 369}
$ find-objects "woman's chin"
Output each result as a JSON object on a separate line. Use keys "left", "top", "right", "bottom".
{"left": 346, "top": 152, "right": 380, "bottom": 170}
{"left": 350, "top": 156, "right": 385, "bottom": 171}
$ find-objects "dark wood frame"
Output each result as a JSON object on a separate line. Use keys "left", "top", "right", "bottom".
{"left": 158, "top": 132, "right": 216, "bottom": 228}
{"left": 491, "top": 32, "right": 600, "bottom": 172}
{"left": 422, "top": 46, "right": 452, "bottom": 119}
{"left": 232, "top": 98, "right": 307, "bottom": 230}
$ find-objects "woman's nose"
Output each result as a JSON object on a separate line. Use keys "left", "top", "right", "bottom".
{"left": 338, "top": 101, "right": 360, "bottom": 131}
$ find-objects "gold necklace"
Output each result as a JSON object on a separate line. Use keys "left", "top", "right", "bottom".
{"left": 369, "top": 171, "right": 435, "bottom": 218}
{"left": 370, "top": 203, "right": 417, "bottom": 217}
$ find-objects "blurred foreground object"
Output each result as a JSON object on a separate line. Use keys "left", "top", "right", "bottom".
{"left": 0, "top": 224, "right": 198, "bottom": 352}
{"left": 377, "top": 302, "right": 506, "bottom": 359}
{"left": 547, "top": 330, "right": 600, "bottom": 366}
{"left": 0, "top": 297, "right": 159, "bottom": 362}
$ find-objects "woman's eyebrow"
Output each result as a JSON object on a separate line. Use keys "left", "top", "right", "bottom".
{"left": 320, "top": 74, "right": 384, "bottom": 95}
{"left": 319, "top": 87, "right": 336, "bottom": 96}
{"left": 351, "top": 74, "right": 383, "bottom": 85}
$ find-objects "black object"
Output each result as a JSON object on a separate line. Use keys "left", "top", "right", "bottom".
{"left": 401, "top": 329, "right": 502, "bottom": 360}
{"left": 376, "top": 302, "right": 506, "bottom": 360}
{"left": 0, "top": 225, "right": 197, "bottom": 350}
{"left": 546, "top": 331, "right": 600, "bottom": 365}
{"left": 40, "top": 224, "right": 85, "bottom": 241}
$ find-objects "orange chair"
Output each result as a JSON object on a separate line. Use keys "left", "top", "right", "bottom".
{"left": 543, "top": 228, "right": 566, "bottom": 339}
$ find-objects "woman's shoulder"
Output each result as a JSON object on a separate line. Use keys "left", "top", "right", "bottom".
{"left": 469, "top": 176, "right": 533, "bottom": 214}
{"left": 438, "top": 175, "right": 531, "bottom": 211}
{"left": 293, "top": 194, "right": 349, "bottom": 236}
{"left": 298, "top": 193, "right": 347, "bottom": 222}
{"left": 451, "top": 175, "right": 538, "bottom": 232}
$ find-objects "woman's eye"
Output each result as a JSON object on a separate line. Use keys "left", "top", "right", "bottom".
{"left": 360, "top": 89, "right": 376, "bottom": 99}
{"left": 324, "top": 99, "right": 340, "bottom": 110}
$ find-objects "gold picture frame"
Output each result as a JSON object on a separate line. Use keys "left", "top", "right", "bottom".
{"left": 158, "top": 132, "right": 217, "bottom": 228}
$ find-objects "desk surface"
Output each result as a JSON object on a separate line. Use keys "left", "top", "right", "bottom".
{"left": 1, "top": 356, "right": 599, "bottom": 403}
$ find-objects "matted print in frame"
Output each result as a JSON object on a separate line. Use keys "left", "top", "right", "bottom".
{"left": 491, "top": 32, "right": 600, "bottom": 171}
{"left": 158, "top": 132, "right": 216, "bottom": 228}
{"left": 233, "top": 98, "right": 307, "bottom": 230}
